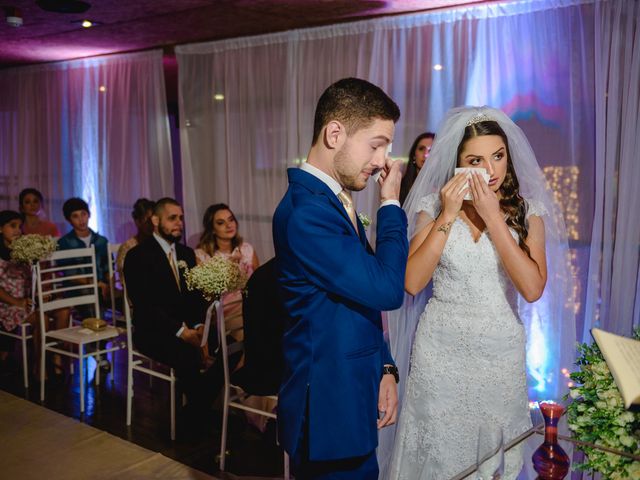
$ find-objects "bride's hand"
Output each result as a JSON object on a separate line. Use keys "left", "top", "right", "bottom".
{"left": 439, "top": 172, "right": 468, "bottom": 218}
{"left": 469, "top": 171, "right": 501, "bottom": 222}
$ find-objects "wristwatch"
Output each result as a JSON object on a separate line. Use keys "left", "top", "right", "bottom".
{"left": 382, "top": 365, "right": 399, "bottom": 383}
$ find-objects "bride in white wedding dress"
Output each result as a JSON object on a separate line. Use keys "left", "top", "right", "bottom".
{"left": 383, "top": 107, "right": 572, "bottom": 480}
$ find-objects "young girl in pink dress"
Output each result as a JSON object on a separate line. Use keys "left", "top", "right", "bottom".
{"left": 0, "top": 211, "right": 35, "bottom": 353}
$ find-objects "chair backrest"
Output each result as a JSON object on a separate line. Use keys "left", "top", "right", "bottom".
{"left": 123, "top": 281, "right": 134, "bottom": 354}
{"left": 36, "top": 246, "right": 101, "bottom": 329}
{"left": 107, "top": 242, "right": 122, "bottom": 322}
{"left": 215, "top": 297, "right": 244, "bottom": 389}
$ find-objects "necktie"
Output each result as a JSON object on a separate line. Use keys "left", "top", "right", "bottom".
{"left": 337, "top": 190, "right": 359, "bottom": 233}
{"left": 167, "top": 250, "right": 181, "bottom": 291}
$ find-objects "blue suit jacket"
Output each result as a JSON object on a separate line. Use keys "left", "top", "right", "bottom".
{"left": 273, "top": 168, "right": 408, "bottom": 461}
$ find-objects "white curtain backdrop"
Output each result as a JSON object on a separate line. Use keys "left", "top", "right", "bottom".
{"left": 0, "top": 50, "right": 173, "bottom": 242}
{"left": 583, "top": 0, "right": 640, "bottom": 339}
{"left": 177, "top": 0, "right": 593, "bottom": 400}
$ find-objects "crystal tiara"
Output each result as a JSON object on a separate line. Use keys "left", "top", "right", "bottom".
{"left": 466, "top": 112, "right": 493, "bottom": 126}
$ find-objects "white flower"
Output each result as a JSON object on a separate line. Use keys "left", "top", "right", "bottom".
{"left": 358, "top": 212, "right": 371, "bottom": 228}
{"left": 619, "top": 434, "right": 635, "bottom": 448}
{"left": 177, "top": 260, "right": 188, "bottom": 270}
{"left": 10, "top": 234, "right": 57, "bottom": 264}
{"left": 182, "top": 254, "right": 247, "bottom": 301}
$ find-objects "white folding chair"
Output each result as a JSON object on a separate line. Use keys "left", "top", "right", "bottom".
{"left": 216, "top": 298, "right": 289, "bottom": 478}
{"left": 0, "top": 319, "right": 32, "bottom": 388}
{"left": 37, "top": 246, "right": 123, "bottom": 413}
{"left": 124, "top": 283, "right": 179, "bottom": 440}
{"left": 106, "top": 242, "right": 124, "bottom": 325}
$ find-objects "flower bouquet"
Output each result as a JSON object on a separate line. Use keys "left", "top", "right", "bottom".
{"left": 180, "top": 255, "right": 248, "bottom": 302}
{"left": 10, "top": 234, "right": 57, "bottom": 264}
{"left": 9, "top": 234, "right": 57, "bottom": 313}
{"left": 564, "top": 328, "right": 640, "bottom": 478}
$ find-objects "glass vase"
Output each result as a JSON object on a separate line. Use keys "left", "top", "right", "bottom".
{"left": 532, "top": 401, "right": 570, "bottom": 479}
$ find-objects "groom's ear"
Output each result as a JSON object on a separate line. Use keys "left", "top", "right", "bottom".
{"left": 323, "top": 120, "right": 345, "bottom": 150}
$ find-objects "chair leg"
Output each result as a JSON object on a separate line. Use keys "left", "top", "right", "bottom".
{"left": 284, "top": 451, "right": 290, "bottom": 480}
{"left": 110, "top": 344, "right": 115, "bottom": 384}
{"left": 95, "top": 354, "right": 101, "bottom": 386}
{"left": 220, "top": 387, "right": 230, "bottom": 471}
{"left": 21, "top": 331, "right": 29, "bottom": 389}
{"left": 170, "top": 378, "right": 176, "bottom": 441}
{"left": 40, "top": 343, "right": 46, "bottom": 402}
{"left": 126, "top": 357, "right": 133, "bottom": 426}
{"left": 79, "top": 346, "right": 85, "bottom": 413}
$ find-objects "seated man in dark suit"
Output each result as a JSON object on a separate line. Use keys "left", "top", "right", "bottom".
{"left": 124, "top": 197, "right": 222, "bottom": 419}
{"left": 232, "top": 257, "right": 286, "bottom": 396}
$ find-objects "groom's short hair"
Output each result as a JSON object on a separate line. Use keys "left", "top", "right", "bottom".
{"left": 311, "top": 77, "right": 400, "bottom": 146}
{"left": 153, "top": 197, "right": 181, "bottom": 217}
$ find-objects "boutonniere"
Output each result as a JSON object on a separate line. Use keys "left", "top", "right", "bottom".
{"left": 177, "top": 260, "right": 188, "bottom": 270}
{"left": 358, "top": 213, "right": 371, "bottom": 229}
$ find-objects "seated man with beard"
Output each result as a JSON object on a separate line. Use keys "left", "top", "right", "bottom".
{"left": 124, "top": 197, "right": 222, "bottom": 422}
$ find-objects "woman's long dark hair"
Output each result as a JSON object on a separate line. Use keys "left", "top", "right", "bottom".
{"left": 197, "top": 203, "right": 242, "bottom": 257}
{"left": 400, "top": 132, "right": 435, "bottom": 206}
{"left": 0, "top": 210, "right": 22, "bottom": 261}
{"left": 456, "top": 120, "right": 530, "bottom": 257}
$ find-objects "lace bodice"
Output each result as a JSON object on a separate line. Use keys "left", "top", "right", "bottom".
{"left": 416, "top": 193, "right": 546, "bottom": 310}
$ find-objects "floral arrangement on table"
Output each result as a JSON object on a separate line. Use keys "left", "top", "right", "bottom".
{"left": 9, "top": 234, "right": 57, "bottom": 264}
{"left": 178, "top": 255, "right": 248, "bottom": 302}
{"left": 564, "top": 328, "right": 640, "bottom": 479}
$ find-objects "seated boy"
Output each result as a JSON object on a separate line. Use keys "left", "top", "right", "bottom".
{"left": 57, "top": 198, "right": 109, "bottom": 303}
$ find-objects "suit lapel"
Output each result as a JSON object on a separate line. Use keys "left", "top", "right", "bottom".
{"left": 356, "top": 216, "right": 368, "bottom": 247}
{"left": 289, "top": 168, "right": 360, "bottom": 237}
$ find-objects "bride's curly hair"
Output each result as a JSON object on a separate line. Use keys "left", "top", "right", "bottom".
{"left": 456, "top": 120, "right": 531, "bottom": 257}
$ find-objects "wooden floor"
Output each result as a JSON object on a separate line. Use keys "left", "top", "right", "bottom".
{"left": 0, "top": 344, "right": 285, "bottom": 478}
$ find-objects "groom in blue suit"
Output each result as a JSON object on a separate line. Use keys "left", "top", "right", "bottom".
{"left": 273, "top": 78, "right": 408, "bottom": 478}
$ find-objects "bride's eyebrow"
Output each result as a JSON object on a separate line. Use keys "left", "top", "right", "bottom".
{"left": 492, "top": 147, "right": 505, "bottom": 155}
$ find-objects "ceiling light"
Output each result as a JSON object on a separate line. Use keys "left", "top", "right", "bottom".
{"left": 213, "top": 93, "right": 224, "bottom": 101}
{"left": 71, "top": 19, "right": 101, "bottom": 28}
{"left": 433, "top": 64, "right": 443, "bottom": 71}
{"left": 99, "top": 85, "right": 106, "bottom": 92}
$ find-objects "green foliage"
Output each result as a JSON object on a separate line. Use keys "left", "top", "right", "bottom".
{"left": 563, "top": 328, "right": 640, "bottom": 478}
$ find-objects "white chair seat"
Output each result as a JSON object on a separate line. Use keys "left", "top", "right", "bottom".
{"left": 46, "top": 325, "right": 122, "bottom": 344}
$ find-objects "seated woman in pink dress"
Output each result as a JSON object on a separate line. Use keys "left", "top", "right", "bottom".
{"left": 19, "top": 188, "right": 60, "bottom": 237}
{"left": 195, "top": 204, "right": 259, "bottom": 341}
{"left": 196, "top": 204, "right": 271, "bottom": 430}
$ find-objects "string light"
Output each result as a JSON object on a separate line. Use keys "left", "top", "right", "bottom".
{"left": 543, "top": 166, "right": 581, "bottom": 315}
